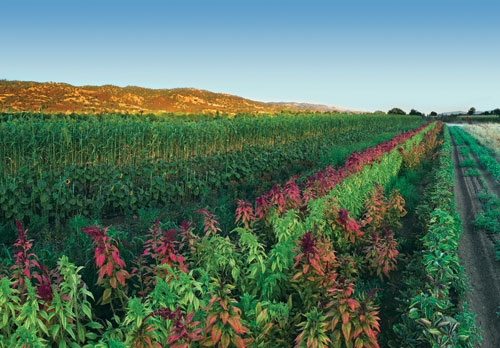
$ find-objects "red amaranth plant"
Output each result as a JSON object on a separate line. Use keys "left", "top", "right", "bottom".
{"left": 364, "top": 228, "right": 399, "bottom": 280}
{"left": 134, "top": 218, "right": 188, "bottom": 295}
{"left": 362, "top": 185, "right": 406, "bottom": 236}
{"left": 283, "top": 176, "right": 302, "bottom": 210}
{"left": 296, "top": 231, "right": 317, "bottom": 261}
{"left": 351, "top": 291, "right": 381, "bottom": 348}
{"left": 324, "top": 200, "right": 364, "bottom": 245}
{"left": 33, "top": 264, "right": 62, "bottom": 304}
{"left": 154, "top": 229, "right": 187, "bottom": 272}
{"left": 361, "top": 184, "right": 386, "bottom": 232}
{"left": 145, "top": 307, "right": 203, "bottom": 348}
{"left": 235, "top": 200, "right": 256, "bottom": 230}
{"left": 200, "top": 278, "right": 252, "bottom": 348}
{"left": 179, "top": 220, "right": 197, "bottom": 253}
{"left": 143, "top": 218, "right": 192, "bottom": 259}
{"left": 10, "top": 220, "right": 40, "bottom": 291}
{"left": 324, "top": 280, "right": 381, "bottom": 347}
{"left": 325, "top": 280, "right": 360, "bottom": 345}
{"left": 196, "top": 209, "right": 222, "bottom": 237}
{"left": 401, "top": 122, "right": 443, "bottom": 170}
{"left": 82, "top": 225, "right": 130, "bottom": 307}
{"left": 294, "top": 307, "right": 332, "bottom": 348}
{"left": 292, "top": 232, "right": 339, "bottom": 307}
{"left": 254, "top": 195, "right": 270, "bottom": 220}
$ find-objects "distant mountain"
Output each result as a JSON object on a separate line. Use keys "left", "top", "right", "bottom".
{"left": 270, "top": 102, "right": 361, "bottom": 113}
{"left": 441, "top": 111, "right": 467, "bottom": 116}
{"left": 0, "top": 80, "right": 358, "bottom": 115}
{"left": 441, "top": 111, "right": 486, "bottom": 116}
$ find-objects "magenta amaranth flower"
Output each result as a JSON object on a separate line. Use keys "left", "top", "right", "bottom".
{"left": 300, "top": 231, "right": 317, "bottom": 256}
{"left": 36, "top": 282, "right": 53, "bottom": 302}
{"left": 81, "top": 225, "right": 107, "bottom": 240}
{"left": 337, "top": 209, "right": 350, "bottom": 225}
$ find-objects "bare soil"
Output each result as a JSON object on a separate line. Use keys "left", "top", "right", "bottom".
{"left": 451, "top": 134, "right": 500, "bottom": 347}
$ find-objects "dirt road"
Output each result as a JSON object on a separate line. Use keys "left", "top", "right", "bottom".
{"left": 451, "top": 131, "right": 500, "bottom": 347}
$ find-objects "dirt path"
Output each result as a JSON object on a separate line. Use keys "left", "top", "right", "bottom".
{"left": 451, "top": 133, "right": 500, "bottom": 347}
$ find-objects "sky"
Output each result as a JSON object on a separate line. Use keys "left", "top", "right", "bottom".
{"left": 1, "top": 0, "right": 499, "bottom": 113}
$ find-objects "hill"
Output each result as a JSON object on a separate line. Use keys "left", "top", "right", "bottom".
{"left": 272, "top": 102, "right": 362, "bottom": 113}
{"left": 0, "top": 80, "right": 356, "bottom": 114}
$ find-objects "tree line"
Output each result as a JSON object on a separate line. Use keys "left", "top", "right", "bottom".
{"left": 380, "top": 107, "right": 500, "bottom": 117}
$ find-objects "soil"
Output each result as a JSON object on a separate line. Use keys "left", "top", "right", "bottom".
{"left": 451, "top": 132, "right": 500, "bottom": 347}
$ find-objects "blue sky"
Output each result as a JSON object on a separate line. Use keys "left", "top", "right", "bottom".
{"left": 1, "top": 0, "right": 499, "bottom": 113}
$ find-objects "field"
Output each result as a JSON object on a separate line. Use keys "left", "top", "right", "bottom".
{"left": 0, "top": 113, "right": 488, "bottom": 347}
{"left": 463, "top": 123, "right": 500, "bottom": 156}
{"left": 448, "top": 126, "right": 500, "bottom": 346}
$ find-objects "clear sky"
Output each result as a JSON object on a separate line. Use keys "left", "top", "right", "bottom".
{"left": 1, "top": 0, "right": 499, "bottom": 113}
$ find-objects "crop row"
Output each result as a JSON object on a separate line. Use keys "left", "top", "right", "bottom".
{"left": 405, "top": 126, "right": 480, "bottom": 347}
{"left": 450, "top": 126, "right": 500, "bottom": 246}
{"left": 463, "top": 124, "right": 500, "bottom": 157}
{"left": 0, "top": 127, "right": 412, "bottom": 238}
{"left": 0, "top": 113, "right": 425, "bottom": 176}
{"left": 451, "top": 126, "right": 500, "bottom": 183}
{"left": 0, "top": 122, "right": 439, "bottom": 347}
{"left": 252, "top": 121, "right": 438, "bottom": 226}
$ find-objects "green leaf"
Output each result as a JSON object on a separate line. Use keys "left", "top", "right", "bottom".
{"left": 51, "top": 323, "right": 60, "bottom": 339}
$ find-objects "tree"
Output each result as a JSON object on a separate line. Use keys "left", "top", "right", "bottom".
{"left": 429, "top": 111, "right": 438, "bottom": 116}
{"left": 387, "top": 107, "right": 406, "bottom": 115}
{"left": 492, "top": 108, "right": 500, "bottom": 116}
{"left": 409, "top": 109, "right": 423, "bottom": 116}
{"left": 467, "top": 107, "right": 476, "bottom": 115}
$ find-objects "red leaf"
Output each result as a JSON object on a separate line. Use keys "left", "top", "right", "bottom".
{"left": 116, "top": 270, "right": 126, "bottom": 286}
{"left": 221, "top": 311, "right": 229, "bottom": 325}
{"left": 228, "top": 316, "right": 243, "bottom": 334}
{"left": 232, "top": 335, "right": 246, "bottom": 348}
{"left": 206, "top": 312, "right": 217, "bottom": 329}
{"left": 221, "top": 333, "right": 230, "bottom": 348}
{"left": 211, "top": 325, "right": 222, "bottom": 346}
{"left": 97, "top": 253, "right": 106, "bottom": 267}
{"left": 106, "top": 262, "right": 113, "bottom": 277}
{"left": 111, "top": 251, "right": 121, "bottom": 267}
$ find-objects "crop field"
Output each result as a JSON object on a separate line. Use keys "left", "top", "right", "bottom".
{"left": 463, "top": 123, "right": 500, "bottom": 156}
{"left": 448, "top": 126, "right": 500, "bottom": 346}
{"left": 0, "top": 114, "right": 488, "bottom": 347}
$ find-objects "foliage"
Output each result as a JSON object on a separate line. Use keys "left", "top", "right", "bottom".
{"left": 406, "top": 125, "right": 481, "bottom": 347}
{"left": 82, "top": 225, "right": 130, "bottom": 309}
{"left": 0, "top": 121, "right": 445, "bottom": 346}
{"left": 387, "top": 108, "right": 406, "bottom": 115}
{"left": 409, "top": 109, "right": 423, "bottom": 116}
{"left": 0, "top": 114, "right": 426, "bottom": 239}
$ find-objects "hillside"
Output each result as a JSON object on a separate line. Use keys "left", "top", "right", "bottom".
{"left": 0, "top": 80, "right": 355, "bottom": 114}
{"left": 272, "top": 102, "right": 361, "bottom": 113}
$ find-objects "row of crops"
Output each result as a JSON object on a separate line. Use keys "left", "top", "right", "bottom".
{"left": 404, "top": 126, "right": 480, "bottom": 346}
{"left": 0, "top": 113, "right": 423, "bottom": 175}
{"left": 0, "top": 114, "right": 426, "bottom": 243}
{"left": 451, "top": 126, "right": 500, "bottom": 257}
{"left": 0, "top": 119, "right": 481, "bottom": 347}
{"left": 463, "top": 124, "right": 500, "bottom": 157}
